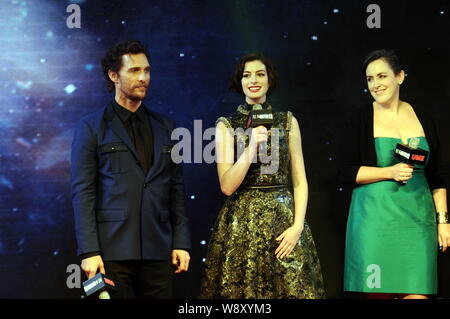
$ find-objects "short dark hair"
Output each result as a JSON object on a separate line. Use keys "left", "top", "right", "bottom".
{"left": 101, "top": 40, "right": 150, "bottom": 92}
{"left": 362, "top": 49, "right": 403, "bottom": 76}
{"left": 229, "top": 53, "right": 279, "bottom": 97}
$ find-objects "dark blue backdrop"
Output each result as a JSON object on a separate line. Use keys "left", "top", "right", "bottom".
{"left": 0, "top": 0, "right": 449, "bottom": 298}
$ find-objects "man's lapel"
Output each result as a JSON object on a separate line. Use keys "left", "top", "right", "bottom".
{"left": 145, "top": 109, "right": 165, "bottom": 180}
{"left": 104, "top": 102, "right": 139, "bottom": 161}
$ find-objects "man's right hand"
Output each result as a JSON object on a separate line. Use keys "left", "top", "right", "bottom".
{"left": 81, "top": 255, "right": 105, "bottom": 279}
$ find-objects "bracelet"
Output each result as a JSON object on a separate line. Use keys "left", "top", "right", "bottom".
{"left": 437, "top": 211, "right": 449, "bottom": 224}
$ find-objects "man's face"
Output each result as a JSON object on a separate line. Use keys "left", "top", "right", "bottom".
{"left": 111, "top": 53, "right": 150, "bottom": 102}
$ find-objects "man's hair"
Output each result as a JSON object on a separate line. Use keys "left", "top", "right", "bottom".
{"left": 101, "top": 40, "right": 150, "bottom": 92}
{"left": 229, "top": 53, "right": 279, "bottom": 97}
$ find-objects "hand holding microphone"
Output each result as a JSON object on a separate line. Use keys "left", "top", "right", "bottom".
{"left": 81, "top": 255, "right": 105, "bottom": 279}
{"left": 247, "top": 104, "right": 273, "bottom": 158}
{"left": 393, "top": 137, "right": 428, "bottom": 184}
{"left": 82, "top": 272, "right": 116, "bottom": 299}
{"left": 81, "top": 255, "right": 116, "bottom": 299}
{"left": 389, "top": 162, "right": 414, "bottom": 183}
{"left": 249, "top": 125, "right": 268, "bottom": 155}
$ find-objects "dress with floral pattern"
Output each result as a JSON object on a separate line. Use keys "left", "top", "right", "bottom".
{"left": 200, "top": 103, "right": 325, "bottom": 299}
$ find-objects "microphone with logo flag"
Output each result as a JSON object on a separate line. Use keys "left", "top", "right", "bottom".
{"left": 82, "top": 273, "right": 117, "bottom": 299}
{"left": 394, "top": 137, "right": 428, "bottom": 184}
{"left": 247, "top": 104, "right": 274, "bottom": 156}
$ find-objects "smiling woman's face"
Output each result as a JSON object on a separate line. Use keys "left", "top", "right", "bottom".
{"left": 241, "top": 60, "right": 269, "bottom": 104}
{"left": 365, "top": 58, "right": 404, "bottom": 106}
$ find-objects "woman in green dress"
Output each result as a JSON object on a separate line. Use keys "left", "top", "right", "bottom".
{"left": 341, "top": 49, "right": 449, "bottom": 298}
{"left": 200, "top": 53, "right": 324, "bottom": 298}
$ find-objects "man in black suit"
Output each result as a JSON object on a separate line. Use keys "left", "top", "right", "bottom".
{"left": 71, "top": 40, "right": 191, "bottom": 298}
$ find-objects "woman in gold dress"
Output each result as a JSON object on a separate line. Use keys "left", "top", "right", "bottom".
{"left": 200, "top": 53, "right": 325, "bottom": 298}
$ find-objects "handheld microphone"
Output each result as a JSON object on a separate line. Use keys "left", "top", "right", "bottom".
{"left": 394, "top": 137, "right": 428, "bottom": 184}
{"left": 247, "top": 104, "right": 273, "bottom": 155}
{"left": 82, "top": 273, "right": 117, "bottom": 299}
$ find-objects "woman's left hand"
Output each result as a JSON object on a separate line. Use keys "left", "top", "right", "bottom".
{"left": 275, "top": 225, "right": 303, "bottom": 259}
{"left": 438, "top": 224, "right": 450, "bottom": 253}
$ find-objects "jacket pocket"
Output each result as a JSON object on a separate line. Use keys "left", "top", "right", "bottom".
{"left": 160, "top": 144, "right": 174, "bottom": 168}
{"left": 162, "top": 144, "right": 172, "bottom": 154}
{"left": 99, "top": 143, "right": 128, "bottom": 173}
{"left": 100, "top": 143, "right": 128, "bottom": 153}
{"left": 96, "top": 209, "right": 125, "bottom": 222}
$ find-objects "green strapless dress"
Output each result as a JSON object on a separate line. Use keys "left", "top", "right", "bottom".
{"left": 344, "top": 137, "right": 437, "bottom": 294}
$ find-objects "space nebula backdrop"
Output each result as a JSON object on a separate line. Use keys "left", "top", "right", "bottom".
{"left": 0, "top": 0, "right": 449, "bottom": 298}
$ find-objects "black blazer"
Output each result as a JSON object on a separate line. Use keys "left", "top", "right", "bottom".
{"left": 339, "top": 103, "right": 447, "bottom": 190}
{"left": 71, "top": 102, "right": 191, "bottom": 261}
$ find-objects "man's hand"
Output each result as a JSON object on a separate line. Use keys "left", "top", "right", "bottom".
{"left": 171, "top": 249, "right": 190, "bottom": 274}
{"left": 81, "top": 255, "right": 105, "bottom": 279}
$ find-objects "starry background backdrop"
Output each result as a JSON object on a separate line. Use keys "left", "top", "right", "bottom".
{"left": 0, "top": 0, "right": 449, "bottom": 298}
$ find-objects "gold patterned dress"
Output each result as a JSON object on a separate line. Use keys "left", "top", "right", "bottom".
{"left": 200, "top": 103, "right": 325, "bottom": 299}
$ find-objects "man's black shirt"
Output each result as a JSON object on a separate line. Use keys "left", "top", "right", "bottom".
{"left": 112, "top": 99, "right": 154, "bottom": 173}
